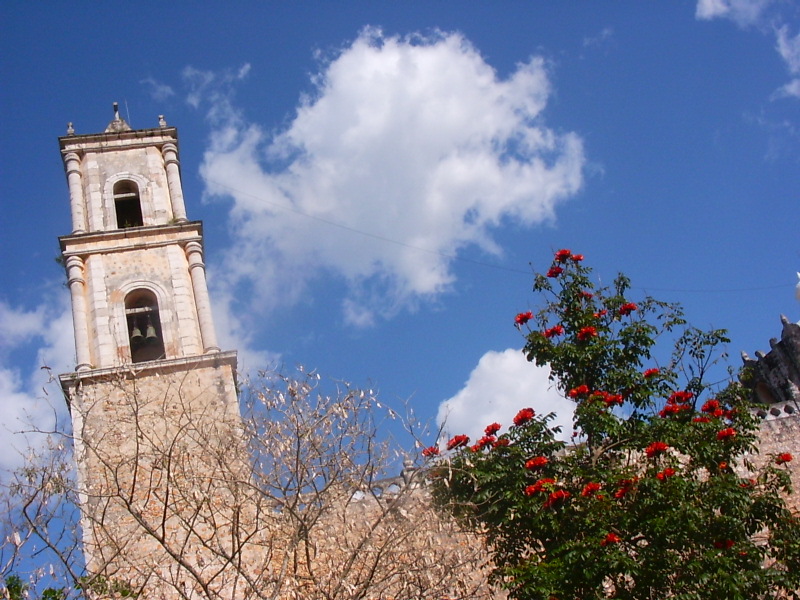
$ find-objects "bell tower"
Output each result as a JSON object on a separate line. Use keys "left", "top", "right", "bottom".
{"left": 58, "top": 106, "right": 244, "bottom": 597}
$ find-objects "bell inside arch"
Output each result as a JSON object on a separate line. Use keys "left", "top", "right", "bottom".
{"left": 130, "top": 324, "right": 144, "bottom": 343}
{"left": 145, "top": 320, "right": 158, "bottom": 342}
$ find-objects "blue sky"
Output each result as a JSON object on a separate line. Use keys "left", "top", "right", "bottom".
{"left": 1, "top": 1, "right": 799, "bottom": 466}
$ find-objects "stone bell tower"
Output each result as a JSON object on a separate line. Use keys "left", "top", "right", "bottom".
{"left": 58, "top": 105, "right": 245, "bottom": 597}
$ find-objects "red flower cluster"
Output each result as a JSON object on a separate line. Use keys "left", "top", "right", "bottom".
{"left": 493, "top": 438, "right": 510, "bottom": 448}
{"left": 656, "top": 468, "right": 677, "bottom": 480}
{"left": 618, "top": 302, "right": 638, "bottom": 316}
{"left": 701, "top": 399, "right": 720, "bottom": 413}
{"left": 446, "top": 434, "right": 470, "bottom": 450}
{"left": 591, "top": 390, "right": 624, "bottom": 407}
{"left": 524, "top": 478, "right": 556, "bottom": 496}
{"left": 577, "top": 326, "right": 597, "bottom": 341}
{"left": 643, "top": 368, "right": 659, "bottom": 379}
{"left": 613, "top": 478, "right": 637, "bottom": 499}
{"left": 515, "top": 311, "right": 533, "bottom": 326}
{"left": 469, "top": 436, "right": 496, "bottom": 452}
{"left": 600, "top": 532, "right": 621, "bottom": 546}
{"left": 422, "top": 445, "right": 439, "bottom": 457}
{"left": 554, "top": 249, "right": 572, "bottom": 262}
{"left": 525, "top": 456, "right": 549, "bottom": 470}
{"left": 543, "top": 489, "right": 571, "bottom": 508}
{"left": 570, "top": 254, "right": 584, "bottom": 262}
{"left": 547, "top": 266, "right": 564, "bottom": 278}
{"left": 776, "top": 452, "right": 793, "bottom": 465}
{"left": 543, "top": 325, "right": 565, "bottom": 338}
{"left": 580, "top": 290, "right": 593, "bottom": 300}
{"left": 716, "top": 428, "right": 736, "bottom": 441}
{"left": 485, "top": 422, "right": 501, "bottom": 436}
{"left": 645, "top": 441, "right": 670, "bottom": 458}
{"left": 513, "top": 407, "right": 535, "bottom": 427}
{"left": 581, "top": 482, "right": 602, "bottom": 497}
{"left": 659, "top": 390, "right": 693, "bottom": 418}
{"left": 593, "top": 310, "right": 608, "bottom": 319}
{"left": 692, "top": 416, "right": 711, "bottom": 423}
{"left": 568, "top": 384, "right": 590, "bottom": 398}
{"left": 714, "top": 540, "right": 735, "bottom": 550}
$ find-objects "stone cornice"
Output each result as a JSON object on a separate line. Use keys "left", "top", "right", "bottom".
{"left": 59, "top": 221, "right": 204, "bottom": 256}
{"left": 60, "top": 350, "right": 238, "bottom": 395}
{"left": 59, "top": 127, "right": 179, "bottom": 159}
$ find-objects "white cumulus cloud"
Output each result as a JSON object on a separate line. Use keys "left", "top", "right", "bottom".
{"left": 0, "top": 297, "right": 73, "bottom": 473}
{"left": 436, "top": 348, "right": 574, "bottom": 444}
{"left": 195, "top": 29, "right": 584, "bottom": 325}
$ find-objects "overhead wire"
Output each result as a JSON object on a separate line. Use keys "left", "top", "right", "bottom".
{"left": 205, "top": 177, "right": 794, "bottom": 295}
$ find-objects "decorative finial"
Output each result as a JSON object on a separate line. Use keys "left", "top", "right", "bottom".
{"left": 105, "top": 101, "right": 132, "bottom": 133}
{"left": 795, "top": 272, "right": 800, "bottom": 301}
{"left": 158, "top": 115, "right": 167, "bottom": 128}
{"left": 67, "top": 122, "right": 75, "bottom": 135}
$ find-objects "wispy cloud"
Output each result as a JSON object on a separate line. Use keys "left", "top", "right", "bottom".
{"left": 140, "top": 77, "right": 175, "bottom": 102}
{"left": 192, "top": 28, "right": 584, "bottom": 326}
{"left": 436, "top": 348, "right": 574, "bottom": 443}
{"left": 583, "top": 27, "right": 614, "bottom": 49}
{"left": 695, "top": 0, "right": 772, "bottom": 27}
{"left": 774, "top": 25, "right": 800, "bottom": 99}
{"left": 696, "top": 0, "right": 799, "bottom": 100}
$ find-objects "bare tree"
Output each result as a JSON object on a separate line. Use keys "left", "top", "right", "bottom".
{"left": 2, "top": 368, "right": 496, "bottom": 600}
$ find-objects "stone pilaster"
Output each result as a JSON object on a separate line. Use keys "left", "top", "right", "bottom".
{"left": 185, "top": 241, "right": 220, "bottom": 353}
{"left": 162, "top": 143, "right": 188, "bottom": 223}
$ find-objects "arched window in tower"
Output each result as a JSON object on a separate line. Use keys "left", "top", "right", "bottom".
{"left": 124, "top": 290, "right": 165, "bottom": 363}
{"left": 113, "top": 180, "right": 144, "bottom": 228}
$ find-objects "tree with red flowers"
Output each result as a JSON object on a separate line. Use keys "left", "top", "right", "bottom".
{"left": 432, "top": 250, "right": 800, "bottom": 600}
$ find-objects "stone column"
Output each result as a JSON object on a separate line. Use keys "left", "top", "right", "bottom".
{"left": 64, "top": 152, "right": 86, "bottom": 234}
{"left": 65, "top": 256, "right": 92, "bottom": 371}
{"left": 185, "top": 242, "right": 220, "bottom": 353}
{"left": 162, "top": 143, "right": 188, "bottom": 223}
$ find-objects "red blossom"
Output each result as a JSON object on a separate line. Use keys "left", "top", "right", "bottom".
{"left": 513, "top": 407, "right": 536, "bottom": 427}
{"left": 643, "top": 368, "right": 659, "bottom": 379}
{"left": 570, "top": 254, "right": 584, "bottom": 262}
{"left": 618, "top": 302, "right": 638, "bottom": 316}
{"left": 577, "top": 326, "right": 598, "bottom": 341}
{"left": 656, "top": 468, "right": 676, "bottom": 481}
{"left": 543, "top": 325, "right": 565, "bottom": 338}
{"left": 547, "top": 266, "right": 564, "bottom": 278}
{"left": 613, "top": 478, "right": 637, "bottom": 499}
{"left": 593, "top": 310, "right": 608, "bottom": 319}
{"left": 515, "top": 311, "right": 533, "bottom": 326}
{"left": 602, "top": 392, "right": 624, "bottom": 407}
{"left": 692, "top": 416, "right": 711, "bottom": 423}
{"left": 580, "top": 290, "right": 593, "bottom": 299}
{"left": 493, "top": 438, "right": 510, "bottom": 449}
{"left": 422, "top": 445, "right": 440, "bottom": 457}
{"left": 668, "top": 390, "right": 693, "bottom": 404}
{"left": 524, "top": 478, "right": 556, "bottom": 495}
{"left": 554, "top": 249, "right": 572, "bottom": 263}
{"left": 718, "top": 461, "right": 728, "bottom": 470}
{"left": 600, "top": 532, "right": 621, "bottom": 546}
{"left": 525, "top": 456, "right": 549, "bottom": 470}
{"left": 446, "top": 434, "right": 470, "bottom": 450}
{"left": 485, "top": 422, "right": 501, "bottom": 436}
{"left": 701, "top": 399, "right": 720, "bottom": 413}
{"left": 568, "top": 384, "right": 590, "bottom": 398}
{"left": 646, "top": 441, "right": 669, "bottom": 458}
{"left": 776, "top": 452, "right": 793, "bottom": 465}
{"left": 476, "top": 435, "right": 496, "bottom": 449}
{"left": 543, "top": 489, "right": 571, "bottom": 508}
{"left": 713, "top": 540, "right": 735, "bottom": 550}
{"left": 581, "top": 482, "right": 602, "bottom": 497}
{"left": 716, "top": 428, "right": 736, "bottom": 441}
